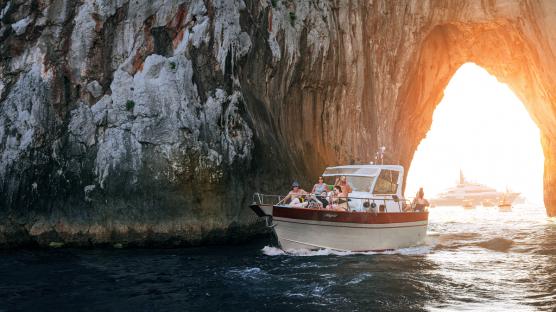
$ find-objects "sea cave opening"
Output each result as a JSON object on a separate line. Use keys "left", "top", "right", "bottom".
{"left": 405, "top": 63, "right": 544, "bottom": 208}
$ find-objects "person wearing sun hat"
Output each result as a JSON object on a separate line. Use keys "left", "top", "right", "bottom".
{"left": 283, "top": 181, "right": 308, "bottom": 207}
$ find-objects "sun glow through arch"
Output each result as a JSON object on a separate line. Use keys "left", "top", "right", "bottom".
{"left": 405, "top": 63, "right": 544, "bottom": 206}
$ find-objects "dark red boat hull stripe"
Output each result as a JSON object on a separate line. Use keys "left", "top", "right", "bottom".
{"left": 273, "top": 206, "right": 429, "bottom": 224}
{"left": 275, "top": 219, "right": 427, "bottom": 229}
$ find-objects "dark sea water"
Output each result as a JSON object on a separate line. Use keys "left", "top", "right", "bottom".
{"left": 1, "top": 205, "right": 556, "bottom": 311}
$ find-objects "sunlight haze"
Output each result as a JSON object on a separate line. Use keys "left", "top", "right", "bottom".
{"left": 405, "top": 63, "right": 544, "bottom": 205}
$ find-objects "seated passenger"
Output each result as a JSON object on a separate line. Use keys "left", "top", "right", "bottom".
{"left": 412, "top": 187, "right": 430, "bottom": 212}
{"left": 304, "top": 194, "right": 325, "bottom": 209}
{"left": 283, "top": 181, "right": 308, "bottom": 208}
{"left": 328, "top": 185, "right": 348, "bottom": 211}
{"left": 334, "top": 175, "right": 352, "bottom": 195}
{"left": 311, "top": 176, "right": 329, "bottom": 207}
{"left": 311, "top": 176, "right": 328, "bottom": 194}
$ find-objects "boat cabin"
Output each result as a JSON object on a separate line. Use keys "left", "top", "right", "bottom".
{"left": 322, "top": 164, "right": 405, "bottom": 212}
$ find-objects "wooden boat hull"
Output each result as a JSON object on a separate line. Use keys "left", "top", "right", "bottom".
{"left": 269, "top": 206, "right": 428, "bottom": 252}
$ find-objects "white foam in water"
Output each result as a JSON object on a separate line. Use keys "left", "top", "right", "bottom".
{"left": 285, "top": 292, "right": 306, "bottom": 298}
{"left": 388, "top": 245, "right": 433, "bottom": 255}
{"left": 262, "top": 246, "right": 377, "bottom": 256}
{"left": 345, "top": 272, "right": 373, "bottom": 285}
{"left": 286, "top": 248, "right": 368, "bottom": 256}
{"left": 261, "top": 246, "right": 286, "bottom": 256}
{"left": 227, "top": 267, "right": 269, "bottom": 280}
{"left": 261, "top": 244, "right": 433, "bottom": 257}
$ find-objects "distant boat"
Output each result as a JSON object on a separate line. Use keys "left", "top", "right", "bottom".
{"left": 462, "top": 199, "right": 475, "bottom": 210}
{"left": 482, "top": 199, "right": 495, "bottom": 207}
{"left": 431, "top": 170, "right": 519, "bottom": 207}
{"left": 498, "top": 195, "right": 512, "bottom": 212}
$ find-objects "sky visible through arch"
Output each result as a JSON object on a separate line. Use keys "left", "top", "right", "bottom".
{"left": 405, "top": 63, "right": 544, "bottom": 205}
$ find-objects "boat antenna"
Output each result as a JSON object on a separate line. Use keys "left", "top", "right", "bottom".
{"left": 374, "top": 146, "right": 386, "bottom": 165}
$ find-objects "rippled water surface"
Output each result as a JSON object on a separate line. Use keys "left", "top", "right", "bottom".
{"left": 1, "top": 205, "right": 556, "bottom": 311}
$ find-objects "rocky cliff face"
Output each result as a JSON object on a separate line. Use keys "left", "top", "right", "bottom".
{"left": 1, "top": 0, "right": 556, "bottom": 246}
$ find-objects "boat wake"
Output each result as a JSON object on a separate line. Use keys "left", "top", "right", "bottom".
{"left": 261, "top": 244, "right": 433, "bottom": 257}
{"left": 261, "top": 246, "right": 287, "bottom": 256}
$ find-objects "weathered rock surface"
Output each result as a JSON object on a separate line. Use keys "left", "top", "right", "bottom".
{"left": 1, "top": 0, "right": 556, "bottom": 246}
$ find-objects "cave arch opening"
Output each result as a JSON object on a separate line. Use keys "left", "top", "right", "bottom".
{"left": 405, "top": 63, "right": 544, "bottom": 207}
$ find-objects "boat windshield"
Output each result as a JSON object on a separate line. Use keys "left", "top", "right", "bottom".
{"left": 323, "top": 176, "right": 373, "bottom": 192}
{"left": 372, "top": 169, "right": 399, "bottom": 195}
{"left": 347, "top": 176, "right": 373, "bottom": 192}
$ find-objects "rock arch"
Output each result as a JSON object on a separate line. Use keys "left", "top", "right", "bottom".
{"left": 273, "top": 1, "right": 556, "bottom": 216}
{"left": 390, "top": 12, "right": 556, "bottom": 217}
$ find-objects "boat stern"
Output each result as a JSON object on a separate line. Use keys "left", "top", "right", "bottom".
{"left": 249, "top": 204, "right": 273, "bottom": 217}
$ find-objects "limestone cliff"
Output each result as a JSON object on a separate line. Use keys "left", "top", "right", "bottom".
{"left": 1, "top": 0, "right": 556, "bottom": 246}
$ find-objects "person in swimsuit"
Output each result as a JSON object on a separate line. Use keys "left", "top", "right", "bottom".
{"left": 329, "top": 185, "right": 348, "bottom": 211}
{"left": 412, "top": 187, "right": 430, "bottom": 212}
{"left": 283, "top": 181, "right": 308, "bottom": 207}
{"left": 335, "top": 175, "right": 352, "bottom": 195}
{"left": 311, "top": 176, "right": 328, "bottom": 194}
{"left": 311, "top": 176, "right": 329, "bottom": 207}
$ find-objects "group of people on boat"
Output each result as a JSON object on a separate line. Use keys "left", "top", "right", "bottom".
{"left": 282, "top": 176, "right": 352, "bottom": 211}
{"left": 282, "top": 177, "right": 429, "bottom": 212}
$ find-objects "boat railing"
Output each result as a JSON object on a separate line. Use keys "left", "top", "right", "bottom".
{"left": 253, "top": 193, "right": 424, "bottom": 213}
{"left": 321, "top": 195, "right": 416, "bottom": 212}
{"left": 252, "top": 193, "right": 285, "bottom": 206}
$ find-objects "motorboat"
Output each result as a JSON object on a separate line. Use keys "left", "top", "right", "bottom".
{"left": 498, "top": 203, "right": 512, "bottom": 212}
{"left": 249, "top": 164, "right": 429, "bottom": 252}
{"left": 462, "top": 199, "right": 475, "bottom": 210}
{"left": 431, "top": 170, "right": 519, "bottom": 207}
{"left": 498, "top": 196, "right": 512, "bottom": 212}
{"left": 481, "top": 199, "right": 495, "bottom": 207}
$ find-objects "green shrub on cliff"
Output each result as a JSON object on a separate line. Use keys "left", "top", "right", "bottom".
{"left": 289, "top": 12, "right": 296, "bottom": 26}
{"left": 126, "top": 100, "right": 135, "bottom": 111}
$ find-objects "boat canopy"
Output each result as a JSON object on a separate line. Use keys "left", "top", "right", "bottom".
{"left": 322, "top": 165, "right": 403, "bottom": 178}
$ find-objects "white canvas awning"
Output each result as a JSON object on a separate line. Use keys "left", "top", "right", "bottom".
{"left": 323, "top": 166, "right": 379, "bottom": 177}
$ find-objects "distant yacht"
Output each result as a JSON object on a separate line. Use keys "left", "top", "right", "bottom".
{"left": 462, "top": 199, "right": 476, "bottom": 209}
{"left": 498, "top": 195, "right": 513, "bottom": 212}
{"left": 431, "top": 170, "right": 519, "bottom": 207}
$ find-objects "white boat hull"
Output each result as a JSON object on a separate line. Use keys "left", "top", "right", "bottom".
{"left": 274, "top": 218, "right": 427, "bottom": 251}
{"left": 267, "top": 206, "right": 428, "bottom": 252}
